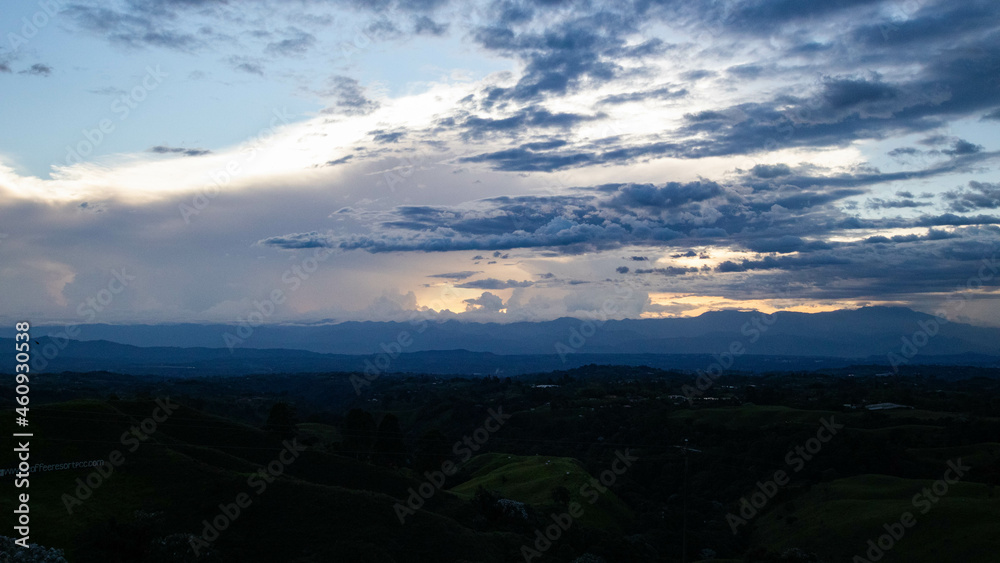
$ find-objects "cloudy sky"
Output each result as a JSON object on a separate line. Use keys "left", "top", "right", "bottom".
{"left": 1, "top": 0, "right": 999, "bottom": 327}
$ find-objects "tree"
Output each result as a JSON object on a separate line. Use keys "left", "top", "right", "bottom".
{"left": 372, "top": 413, "right": 407, "bottom": 467}
{"left": 264, "top": 401, "right": 297, "bottom": 439}
{"left": 415, "top": 429, "right": 451, "bottom": 472}
{"left": 473, "top": 486, "right": 503, "bottom": 521}
{"left": 341, "top": 408, "right": 376, "bottom": 461}
{"left": 550, "top": 485, "right": 571, "bottom": 507}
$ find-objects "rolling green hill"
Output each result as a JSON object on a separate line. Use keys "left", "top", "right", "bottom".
{"left": 0, "top": 400, "right": 517, "bottom": 562}
{"left": 450, "top": 453, "right": 634, "bottom": 531}
{"left": 751, "top": 474, "right": 1000, "bottom": 562}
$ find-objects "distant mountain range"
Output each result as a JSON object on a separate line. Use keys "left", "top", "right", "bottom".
{"left": 1, "top": 307, "right": 997, "bottom": 376}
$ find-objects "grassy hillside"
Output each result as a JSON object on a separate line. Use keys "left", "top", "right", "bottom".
{"left": 751, "top": 474, "right": 1000, "bottom": 563}
{"left": 450, "top": 453, "right": 634, "bottom": 531}
{"left": 0, "top": 400, "right": 518, "bottom": 562}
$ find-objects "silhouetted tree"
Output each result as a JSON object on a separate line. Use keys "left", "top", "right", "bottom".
{"left": 372, "top": 413, "right": 407, "bottom": 467}
{"left": 341, "top": 408, "right": 376, "bottom": 461}
{"left": 550, "top": 485, "right": 571, "bottom": 507}
{"left": 415, "top": 429, "right": 451, "bottom": 472}
{"left": 264, "top": 401, "right": 298, "bottom": 439}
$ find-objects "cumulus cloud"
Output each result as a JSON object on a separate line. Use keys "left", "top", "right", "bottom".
{"left": 464, "top": 291, "right": 504, "bottom": 312}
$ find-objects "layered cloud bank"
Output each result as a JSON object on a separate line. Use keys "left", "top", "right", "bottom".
{"left": 1, "top": 0, "right": 998, "bottom": 325}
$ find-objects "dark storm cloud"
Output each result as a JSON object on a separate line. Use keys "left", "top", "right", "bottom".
{"left": 258, "top": 231, "right": 330, "bottom": 249}
{"left": 64, "top": 4, "right": 203, "bottom": 51}
{"left": 863, "top": 229, "right": 958, "bottom": 244}
{"left": 596, "top": 85, "right": 688, "bottom": 105}
{"left": 913, "top": 213, "right": 1000, "bottom": 227}
{"left": 604, "top": 181, "right": 724, "bottom": 209}
{"left": 849, "top": 0, "right": 1000, "bottom": 49}
{"left": 865, "top": 197, "right": 932, "bottom": 210}
{"left": 470, "top": 8, "right": 658, "bottom": 104}
{"left": 709, "top": 0, "right": 886, "bottom": 34}
{"left": 768, "top": 189, "right": 866, "bottom": 210}
{"left": 459, "top": 147, "right": 598, "bottom": 172}
{"left": 322, "top": 76, "right": 380, "bottom": 116}
{"left": 454, "top": 106, "right": 604, "bottom": 140}
{"left": 370, "top": 129, "right": 406, "bottom": 143}
{"left": 716, "top": 253, "right": 851, "bottom": 273}
{"left": 428, "top": 271, "right": 480, "bottom": 280}
{"left": 705, "top": 238, "right": 1000, "bottom": 302}
{"left": 679, "top": 69, "right": 715, "bottom": 82}
{"left": 943, "top": 139, "right": 983, "bottom": 156}
{"left": 819, "top": 76, "right": 898, "bottom": 112}
{"left": 325, "top": 155, "right": 354, "bottom": 166}
{"left": 265, "top": 28, "right": 316, "bottom": 56}
{"left": 19, "top": 63, "right": 52, "bottom": 76}
{"left": 259, "top": 178, "right": 716, "bottom": 255}
{"left": 260, "top": 153, "right": 1000, "bottom": 258}
{"left": 726, "top": 63, "right": 765, "bottom": 78}
{"left": 149, "top": 145, "right": 212, "bottom": 156}
{"left": 455, "top": 278, "right": 533, "bottom": 289}
{"left": 412, "top": 15, "right": 448, "bottom": 35}
{"left": 750, "top": 163, "right": 792, "bottom": 178}
{"left": 888, "top": 147, "right": 922, "bottom": 158}
{"left": 943, "top": 182, "right": 1000, "bottom": 213}
{"left": 658, "top": 38, "right": 1000, "bottom": 157}
{"left": 458, "top": 103, "right": 992, "bottom": 171}
{"left": 744, "top": 236, "right": 832, "bottom": 254}
{"left": 88, "top": 86, "right": 127, "bottom": 95}
{"left": 230, "top": 56, "right": 265, "bottom": 76}
{"left": 634, "top": 266, "right": 699, "bottom": 276}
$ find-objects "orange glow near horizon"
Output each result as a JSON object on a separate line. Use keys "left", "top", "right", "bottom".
{"left": 641, "top": 293, "right": 902, "bottom": 318}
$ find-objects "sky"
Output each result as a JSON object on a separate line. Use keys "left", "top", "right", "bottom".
{"left": 1, "top": 0, "right": 999, "bottom": 327}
